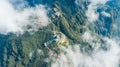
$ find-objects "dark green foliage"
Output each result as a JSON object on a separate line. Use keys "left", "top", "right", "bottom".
{"left": 0, "top": 0, "right": 90, "bottom": 67}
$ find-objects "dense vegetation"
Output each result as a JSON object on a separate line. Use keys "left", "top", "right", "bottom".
{"left": 0, "top": 0, "right": 116, "bottom": 67}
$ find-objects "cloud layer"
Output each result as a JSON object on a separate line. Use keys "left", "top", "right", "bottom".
{"left": 52, "top": 1, "right": 119, "bottom": 67}
{"left": 0, "top": 0, "right": 50, "bottom": 35}
{"left": 75, "top": 0, "right": 110, "bottom": 22}
{"left": 52, "top": 37, "right": 120, "bottom": 67}
{"left": 86, "top": 0, "right": 109, "bottom": 22}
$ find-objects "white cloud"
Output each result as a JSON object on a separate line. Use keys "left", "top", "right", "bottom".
{"left": 89, "top": 0, "right": 109, "bottom": 4}
{"left": 86, "top": 0, "right": 109, "bottom": 22}
{"left": 86, "top": 4, "right": 99, "bottom": 22}
{"left": 101, "top": 11, "right": 111, "bottom": 17}
{"left": 52, "top": 37, "right": 120, "bottom": 67}
{"left": 75, "top": 0, "right": 109, "bottom": 22}
{"left": 0, "top": 0, "right": 50, "bottom": 35}
{"left": 8, "top": 0, "right": 28, "bottom": 9}
{"left": 82, "top": 31, "right": 94, "bottom": 42}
